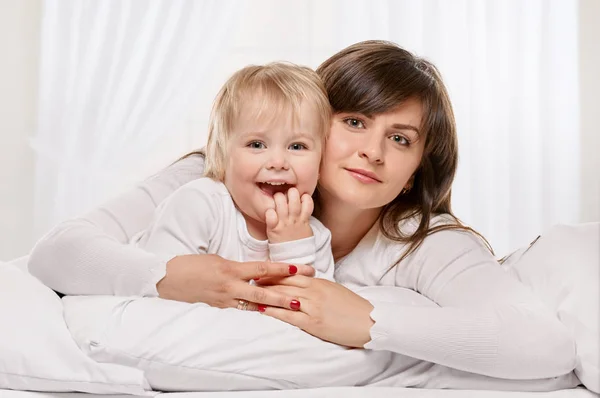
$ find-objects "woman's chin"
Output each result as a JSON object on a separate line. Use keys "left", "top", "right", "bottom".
{"left": 333, "top": 190, "right": 386, "bottom": 211}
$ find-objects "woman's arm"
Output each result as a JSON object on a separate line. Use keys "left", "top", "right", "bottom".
{"left": 28, "top": 155, "right": 205, "bottom": 296}
{"left": 261, "top": 228, "right": 577, "bottom": 380}
{"left": 366, "top": 228, "right": 577, "bottom": 379}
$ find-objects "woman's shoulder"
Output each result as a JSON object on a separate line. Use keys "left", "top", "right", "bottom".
{"left": 147, "top": 151, "right": 206, "bottom": 185}
{"left": 368, "top": 214, "right": 496, "bottom": 288}
{"left": 375, "top": 213, "right": 490, "bottom": 256}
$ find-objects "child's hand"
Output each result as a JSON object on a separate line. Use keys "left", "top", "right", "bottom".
{"left": 265, "top": 187, "right": 314, "bottom": 244}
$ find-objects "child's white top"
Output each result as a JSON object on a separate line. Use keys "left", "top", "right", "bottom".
{"left": 132, "top": 177, "right": 334, "bottom": 280}
{"left": 28, "top": 154, "right": 576, "bottom": 380}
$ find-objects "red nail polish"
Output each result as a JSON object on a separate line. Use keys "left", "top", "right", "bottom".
{"left": 290, "top": 300, "right": 301, "bottom": 310}
{"left": 253, "top": 278, "right": 260, "bottom": 281}
{"left": 258, "top": 305, "right": 266, "bottom": 313}
{"left": 289, "top": 265, "right": 298, "bottom": 275}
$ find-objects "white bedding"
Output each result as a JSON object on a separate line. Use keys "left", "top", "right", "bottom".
{"left": 1, "top": 223, "right": 598, "bottom": 396}
{"left": 0, "top": 386, "right": 597, "bottom": 398}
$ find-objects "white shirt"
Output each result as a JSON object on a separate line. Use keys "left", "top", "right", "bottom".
{"left": 27, "top": 154, "right": 577, "bottom": 380}
{"left": 132, "top": 177, "right": 334, "bottom": 281}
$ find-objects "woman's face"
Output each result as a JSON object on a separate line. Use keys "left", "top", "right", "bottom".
{"left": 318, "top": 98, "right": 425, "bottom": 210}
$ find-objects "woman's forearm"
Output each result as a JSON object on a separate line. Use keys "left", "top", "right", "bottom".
{"left": 28, "top": 154, "right": 205, "bottom": 296}
{"left": 365, "top": 300, "right": 576, "bottom": 379}
{"left": 368, "top": 227, "right": 577, "bottom": 379}
{"left": 28, "top": 218, "right": 171, "bottom": 296}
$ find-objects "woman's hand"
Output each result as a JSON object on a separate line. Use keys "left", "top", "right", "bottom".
{"left": 156, "top": 254, "right": 314, "bottom": 309}
{"left": 259, "top": 276, "right": 375, "bottom": 348}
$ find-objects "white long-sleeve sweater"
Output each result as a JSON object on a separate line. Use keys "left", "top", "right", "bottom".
{"left": 132, "top": 177, "right": 334, "bottom": 280}
{"left": 27, "top": 154, "right": 577, "bottom": 380}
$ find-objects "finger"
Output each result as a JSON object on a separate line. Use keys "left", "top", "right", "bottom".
{"left": 261, "top": 274, "right": 313, "bottom": 288}
{"left": 287, "top": 187, "right": 301, "bottom": 218}
{"left": 251, "top": 275, "right": 289, "bottom": 286}
{"left": 235, "top": 261, "right": 315, "bottom": 280}
{"left": 265, "top": 208, "right": 278, "bottom": 230}
{"left": 237, "top": 285, "right": 301, "bottom": 310}
{"left": 260, "top": 305, "right": 310, "bottom": 328}
{"left": 300, "top": 194, "right": 314, "bottom": 221}
{"left": 273, "top": 192, "right": 289, "bottom": 220}
{"left": 262, "top": 284, "right": 307, "bottom": 298}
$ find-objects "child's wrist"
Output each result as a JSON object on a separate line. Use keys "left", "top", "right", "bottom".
{"left": 267, "top": 227, "right": 313, "bottom": 244}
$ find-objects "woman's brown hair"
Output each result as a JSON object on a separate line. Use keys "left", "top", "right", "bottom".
{"left": 316, "top": 40, "right": 492, "bottom": 266}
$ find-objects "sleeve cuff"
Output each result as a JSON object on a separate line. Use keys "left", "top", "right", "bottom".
{"left": 139, "top": 253, "right": 173, "bottom": 297}
{"left": 363, "top": 300, "right": 393, "bottom": 350}
{"left": 269, "top": 236, "right": 316, "bottom": 264}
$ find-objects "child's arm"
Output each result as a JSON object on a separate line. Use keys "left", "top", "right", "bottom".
{"left": 266, "top": 188, "right": 335, "bottom": 280}
{"left": 311, "top": 221, "right": 335, "bottom": 280}
{"left": 268, "top": 224, "right": 333, "bottom": 280}
{"left": 135, "top": 178, "right": 221, "bottom": 259}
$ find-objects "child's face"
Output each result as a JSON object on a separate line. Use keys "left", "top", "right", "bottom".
{"left": 224, "top": 100, "right": 323, "bottom": 226}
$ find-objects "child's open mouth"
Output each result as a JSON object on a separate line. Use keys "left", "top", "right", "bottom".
{"left": 257, "top": 182, "right": 294, "bottom": 196}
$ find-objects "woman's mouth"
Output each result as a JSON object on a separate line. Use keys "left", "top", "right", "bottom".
{"left": 344, "top": 168, "right": 382, "bottom": 184}
{"left": 257, "top": 182, "right": 295, "bottom": 196}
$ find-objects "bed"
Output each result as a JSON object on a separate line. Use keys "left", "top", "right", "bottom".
{"left": 0, "top": 386, "right": 597, "bottom": 398}
{"left": 1, "top": 223, "right": 598, "bottom": 398}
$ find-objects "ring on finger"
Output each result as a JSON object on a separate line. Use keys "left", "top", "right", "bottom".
{"left": 237, "top": 299, "right": 249, "bottom": 311}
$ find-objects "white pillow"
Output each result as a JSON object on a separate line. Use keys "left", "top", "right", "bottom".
{"left": 7, "top": 255, "right": 29, "bottom": 273}
{"left": 0, "top": 262, "right": 149, "bottom": 395}
{"left": 63, "top": 284, "right": 583, "bottom": 393}
{"left": 502, "top": 223, "right": 600, "bottom": 394}
{"left": 63, "top": 287, "right": 446, "bottom": 391}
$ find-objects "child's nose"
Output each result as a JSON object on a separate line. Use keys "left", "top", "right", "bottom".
{"left": 266, "top": 149, "right": 290, "bottom": 170}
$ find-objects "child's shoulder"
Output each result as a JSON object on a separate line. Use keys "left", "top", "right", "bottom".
{"left": 177, "top": 177, "right": 230, "bottom": 197}
{"left": 164, "top": 178, "right": 232, "bottom": 215}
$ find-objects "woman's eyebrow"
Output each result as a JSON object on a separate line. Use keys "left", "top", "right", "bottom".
{"left": 391, "top": 123, "right": 420, "bottom": 136}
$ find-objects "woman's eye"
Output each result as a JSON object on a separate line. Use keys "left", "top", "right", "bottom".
{"left": 248, "top": 141, "right": 265, "bottom": 149}
{"left": 289, "top": 143, "right": 308, "bottom": 151}
{"left": 390, "top": 134, "right": 410, "bottom": 146}
{"left": 343, "top": 118, "right": 365, "bottom": 129}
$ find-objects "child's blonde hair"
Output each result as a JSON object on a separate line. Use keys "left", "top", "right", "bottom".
{"left": 204, "top": 62, "right": 332, "bottom": 181}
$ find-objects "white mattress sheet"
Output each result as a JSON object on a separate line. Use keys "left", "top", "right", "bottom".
{"left": 0, "top": 387, "right": 597, "bottom": 398}
{"left": 3, "top": 259, "right": 597, "bottom": 398}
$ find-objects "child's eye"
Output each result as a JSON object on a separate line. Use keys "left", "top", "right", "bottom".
{"left": 247, "top": 141, "right": 265, "bottom": 149}
{"left": 343, "top": 118, "right": 365, "bottom": 129}
{"left": 389, "top": 134, "right": 410, "bottom": 146}
{"left": 289, "top": 143, "right": 308, "bottom": 151}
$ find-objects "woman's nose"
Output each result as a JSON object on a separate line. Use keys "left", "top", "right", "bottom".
{"left": 358, "top": 136, "right": 384, "bottom": 164}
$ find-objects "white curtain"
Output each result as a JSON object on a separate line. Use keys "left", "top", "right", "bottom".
{"left": 33, "top": 0, "right": 580, "bottom": 256}
{"left": 32, "top": 0, "right": 245, "bottom": 239}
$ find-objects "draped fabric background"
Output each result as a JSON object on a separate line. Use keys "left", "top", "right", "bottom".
{"left": 32, "top": 0, "right": 580, "bottom": 256}
{"left": 31, "top": 0, "right": 246, "bottom": 239}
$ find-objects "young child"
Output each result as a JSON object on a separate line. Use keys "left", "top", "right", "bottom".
{"left": 133, "top": 63, "right": 335, "bottom": 306}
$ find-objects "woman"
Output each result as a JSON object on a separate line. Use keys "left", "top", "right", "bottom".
{"left": 28, "top": 41, "right": 576, "bottom": 381}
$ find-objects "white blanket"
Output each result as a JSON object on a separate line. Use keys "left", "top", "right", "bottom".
{"left": 1, "top": 223, "right": 598, "bottom": 394}
{"left": 1, "top": 386, "right": 598, "bottom": 398}
{"left": 61, "top": 286, "right": 580, "bottom": 392}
